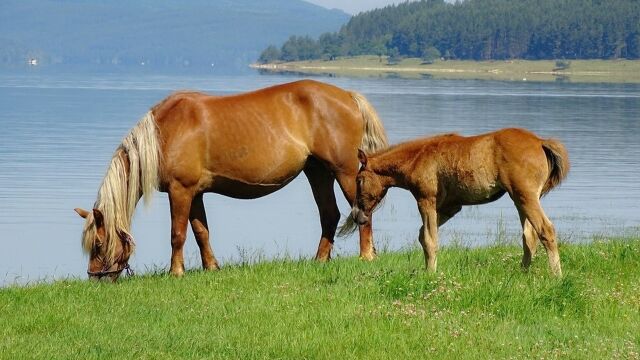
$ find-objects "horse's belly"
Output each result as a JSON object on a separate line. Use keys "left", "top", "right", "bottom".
{"left": 209, "top": 174, "right": 298, "bottom": 199}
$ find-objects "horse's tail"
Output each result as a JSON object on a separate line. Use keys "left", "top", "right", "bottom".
{"left": 337, "top": 93, "right": 389, "bottom": 238}
{"left": 541, "top": 138, "right": 570, "bottom": 197}
{"left": 350, "top": 91, "right": 389, "bottom": 154}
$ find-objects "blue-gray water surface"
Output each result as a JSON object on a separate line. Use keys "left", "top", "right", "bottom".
{"left": 1, "top": 73, "right": 638, "bottom": 285}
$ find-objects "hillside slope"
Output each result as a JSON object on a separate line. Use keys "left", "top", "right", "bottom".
{"left": 0, "top": 0, "right": 349, "bottom": 73}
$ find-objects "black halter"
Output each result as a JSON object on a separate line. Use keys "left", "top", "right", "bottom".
{"left": 87, "top": 262, "right": 134, "bottom": 278}
{"left": 88, "top": 229, "right": 136, "bottom": 279}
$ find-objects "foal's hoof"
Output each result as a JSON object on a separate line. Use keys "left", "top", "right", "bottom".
{"left": 204, "top": 263, "right": 220, "bottom": 271}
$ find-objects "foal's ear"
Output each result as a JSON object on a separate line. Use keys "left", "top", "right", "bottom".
{"left": 357, "top": 149, "right": 368, "bottom": 168}
{"left": 75, "top": 208, "right": 90, "bottom": 219}
{"left": 92, "top": 208, "right": 105, "bottom": 229}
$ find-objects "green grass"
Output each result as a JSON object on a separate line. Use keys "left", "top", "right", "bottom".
{"left": 2, "top": 238, "right": 640, "bottom": 359}
{"left": 253, "top": 56, "right": 640, "bottom": 83}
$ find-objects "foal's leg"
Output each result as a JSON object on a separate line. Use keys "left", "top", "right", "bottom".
{"left": 335, "top": 171, "right": 376, "bottom": 260}
{"left": 304, "top": 161, "right": 340, "bottom": 262}
{"left": 515, "top": 195, "right": 562, "bottom": 276}
{"left": 189, "top": 193, "right": 219, "bottom": 271}
{"left": 418, "top": 198, "right": 439, "bottom": 272}
{"left": 168, "top": 184, "right": 194, "bottom": 276}
{"left": 518, "top": 212, "right": 539, "bottom": 271}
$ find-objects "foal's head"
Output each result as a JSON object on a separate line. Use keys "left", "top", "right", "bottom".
{"left": 74, "top": 208, "right": 135, "bottom": 281}
{"left": 352, "top": 150, "right": 388, "bottom": 225}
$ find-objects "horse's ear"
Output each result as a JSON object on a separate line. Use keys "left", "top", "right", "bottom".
{"left": 75, "top": 208, "right": 90, "bottom": 219}
{"left": 357, "top": 149, "right": 368, "bottom": 168}
{"left": 92, "top": 209, "right": 105, "bottom": 229}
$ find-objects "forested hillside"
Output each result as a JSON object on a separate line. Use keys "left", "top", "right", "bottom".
{"left": 0, "top": 0, "right": 349, "bottom": 73}
{"left": 259, "top": 0, "right": 640, "bottom": 63}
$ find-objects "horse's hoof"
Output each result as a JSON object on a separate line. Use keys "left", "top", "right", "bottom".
{"left": 170, "top": 268, "right": 185, "bottom": 277}
{"left": 359, "top": 253, "right": 376, "bottom": 261}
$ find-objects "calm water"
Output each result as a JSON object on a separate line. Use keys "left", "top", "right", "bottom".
{"left": 1, "top": 73, "right": 639, "bottom": 285}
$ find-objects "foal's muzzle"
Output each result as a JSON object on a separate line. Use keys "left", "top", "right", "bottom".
{"left": 351, "top": 207, "right": 369, "bottom": 225}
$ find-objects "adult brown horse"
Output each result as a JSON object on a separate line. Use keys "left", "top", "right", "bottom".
{"left": 350, "top": 128, "right": 569, "bottom": 276}
{"left": 74, "top": 80, "right": 388, "bottom": 280}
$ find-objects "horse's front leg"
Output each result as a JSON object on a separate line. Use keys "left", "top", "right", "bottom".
{"left": 417, "top": 198, "right": 439, "bottom": 272}
{"left": 168, "top": 184, "right": 194, "bottom": 276}
{"left": 189, "top": 193, "right": 219, "bottom": 271}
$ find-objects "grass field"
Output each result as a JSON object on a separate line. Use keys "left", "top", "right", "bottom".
{"left": 1, "top": 238, "right": 639, "bottom": 359}
{"left": 252, "top": 56, "right": 640, "bottom": 83}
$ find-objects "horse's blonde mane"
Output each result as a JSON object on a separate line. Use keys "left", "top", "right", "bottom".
{"left": 81, "top": 111, "right": 161, "bottom": 262}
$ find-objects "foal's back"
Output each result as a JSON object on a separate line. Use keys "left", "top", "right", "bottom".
{"left": 401, "top": 128, "right": 548, "bottom": 204}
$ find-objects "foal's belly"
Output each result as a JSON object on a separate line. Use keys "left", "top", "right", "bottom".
{"left": 460, "top": 187, "right": 506, "bottom": 205}
{"left": 444, "top": 174, "right": 505, "bottom": 206}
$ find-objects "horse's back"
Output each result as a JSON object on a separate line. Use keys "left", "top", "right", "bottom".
{"left": 151, "top": 80, "right": 367, "bottom": 194}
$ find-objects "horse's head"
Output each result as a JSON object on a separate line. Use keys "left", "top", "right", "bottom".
{"left": 352, "top": 150, "right": 388, "bottom": 225}
{"left": 74, "top": 208, "right": 135, "bottom": 281}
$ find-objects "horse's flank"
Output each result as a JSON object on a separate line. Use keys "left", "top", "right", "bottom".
{"left": 81, "top": 112, "right": 161, "bottom": 262}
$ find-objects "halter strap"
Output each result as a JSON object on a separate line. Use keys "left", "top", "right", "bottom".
{"left": 87, "top": 263, "right": 134, "bottom": 278}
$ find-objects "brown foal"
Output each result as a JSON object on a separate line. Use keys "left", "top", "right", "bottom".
{"left": 351, "top": 128, "right": 569, "bottom": 276}
{"left": 75, "top": 80, "right": 388, "bottom": 280}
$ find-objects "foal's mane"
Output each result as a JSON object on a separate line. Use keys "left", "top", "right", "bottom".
{"left": 372, "top": 133, "right": 459, "bottom": 159}
{"left": 81, "top": 112, "right": 161, "bottom": 262}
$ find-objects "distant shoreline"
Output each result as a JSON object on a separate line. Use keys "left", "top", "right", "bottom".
{"left": 252, "top": 56, "right": 640, "bottom": 83}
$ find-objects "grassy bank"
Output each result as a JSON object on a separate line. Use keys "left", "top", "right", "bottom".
{"left": 253, "top": 56, "right": 640, "bottom": 83}
{"left": 2, "top": 238, "right": 639, "bottom": 359}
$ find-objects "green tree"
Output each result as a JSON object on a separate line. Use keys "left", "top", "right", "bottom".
{"left": 421, "top": 46, "right": 441, "bottom": 64}
{"left": 259, "top": 0, "right": 640, "bottom": 62}
{"left": 257, "top": 45, "right": 281, "bottom": 64}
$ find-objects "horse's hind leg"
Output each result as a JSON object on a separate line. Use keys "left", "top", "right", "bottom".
{"left": 304, "top": 160, "right": 340, "bottom": 261}
{"left": 189, "top": 193, "right": 219, "bottom": 271}
{"left": 518, "top": 212, "right": 539, "bottom": 271}
{"left": 514, "top": 195, "right": 562, "bottom": 276}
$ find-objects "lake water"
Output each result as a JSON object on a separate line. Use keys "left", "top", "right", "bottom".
{"left": 1, "top": 72, "right": 639, "bottom": 285}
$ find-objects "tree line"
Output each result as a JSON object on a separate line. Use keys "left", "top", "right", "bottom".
{"left": 258, "top": 0, "right": 640, "bottom": 63}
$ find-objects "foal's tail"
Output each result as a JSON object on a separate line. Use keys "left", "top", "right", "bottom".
{"left": 350, "top": 91, "right": 389, "bottom": 154}
{"left": 541, "top": 138, "right": 570, "bottom": 197}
